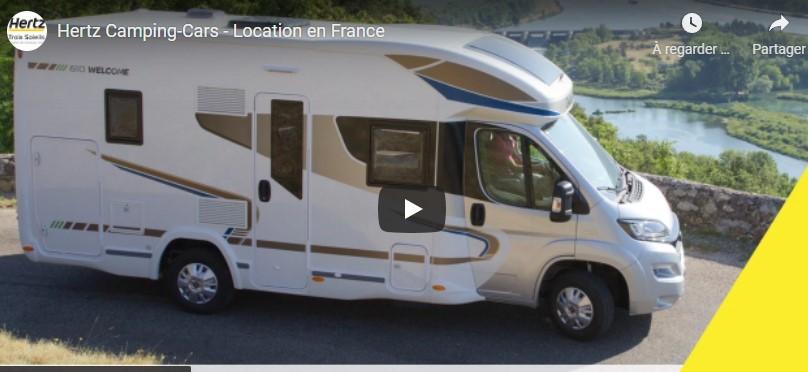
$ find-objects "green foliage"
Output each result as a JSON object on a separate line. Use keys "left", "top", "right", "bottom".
{"left": 571, "top": 105, "right": 796, "bottom": 197}
{"left": 725, "top": 105, "right": 808, "bottom": 162}
{"left": 0, "top": 57, "right": 11, "bottom": 153}
{"left": 573, "top": 85, "right": 659, "bottom": 99}
{"left": 777, "top": 92, "right": 808, "bottom": 103}
{"left": 666, "top": 25, "right": 756, "bottom": 97}
{"left": 410, "top": 0, "right": 559, "bottom": 29}
{"left": 644, "top": 100, "right": 808, "bottom": 161}
{"left": 665, "top": 24, "right": 808, "bottom": 100}
{"left": 546, "top": 24, "right": 808, "bottom": 101}
{"left": 545, "top": 28, "right": 657, "bottom": 91}
{"left": 547, "top": 25, "right": 808, "bottom": 168}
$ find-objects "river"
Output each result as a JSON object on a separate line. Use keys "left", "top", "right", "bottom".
{"left": 574, "top": 95, "right": 808, "bottom": 179}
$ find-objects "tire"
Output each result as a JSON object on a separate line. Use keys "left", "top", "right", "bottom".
{"left": 549, "top": 270, "right": 614, "bottom": 341}
{"left": 166, "top": 248, "right": 235, "bottom": 314}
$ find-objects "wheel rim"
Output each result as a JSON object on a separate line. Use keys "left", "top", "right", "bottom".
{"left": 177, "top": 263, "right": 219, "bottom": 305}
{"left": 555, "top": 286, "right": 594, "bottom": 331}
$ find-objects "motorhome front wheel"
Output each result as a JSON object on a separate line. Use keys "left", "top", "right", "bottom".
{"left": 549, "top": 270, "right": 615, "bottom": 341}
{"left": 166, "top": 248, "right": 235, "bottom": 314}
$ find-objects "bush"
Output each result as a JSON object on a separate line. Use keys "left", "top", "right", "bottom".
{"left": 0, "top": 57, "right": 11, "bottom": 153}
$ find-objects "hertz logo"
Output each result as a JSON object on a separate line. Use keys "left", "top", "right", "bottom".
{"left": 8, "top": 16, "right": 46, "bottom": 30}
{"left": 7, "top": 11, "right": 47, "bottom": 51}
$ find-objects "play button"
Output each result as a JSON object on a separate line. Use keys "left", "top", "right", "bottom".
{"left": 378, "top": 186, "right": 445, "bottom": 233}
{"left": 404, "top": 199, "right": 422, "bottom": 220}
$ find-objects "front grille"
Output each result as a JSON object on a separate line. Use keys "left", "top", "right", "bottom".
{"left": 626, "top": 177, "right": 643, "bottom": 202}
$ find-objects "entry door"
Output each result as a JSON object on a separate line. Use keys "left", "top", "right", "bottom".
{"left": 463, "top": 123, "right": 577, "bottom": 299}
{"left": 251, "top": 94, "right": 309, "bottom": 288}
{"left": 31, "top": 137, "right": 102, "bottom": 256}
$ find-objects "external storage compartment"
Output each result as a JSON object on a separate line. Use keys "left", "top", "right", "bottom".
{"left": 31, "top": 137, "right": 102, "bottom": 256}
{"left": 390, "top": 243, "right": 429, "bottom": 291}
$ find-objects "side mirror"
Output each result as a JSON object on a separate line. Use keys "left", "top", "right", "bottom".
{"left": 550, "top": 180, "right": 574, "bottom": 223}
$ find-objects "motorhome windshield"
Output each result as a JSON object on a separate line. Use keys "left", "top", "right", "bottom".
{"left": 541, "top": 113, "right": 622, "bottom": 193}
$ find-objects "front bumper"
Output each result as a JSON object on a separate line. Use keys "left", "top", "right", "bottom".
{"left": 627, "top": 236, "right": 686, "bottom": 315}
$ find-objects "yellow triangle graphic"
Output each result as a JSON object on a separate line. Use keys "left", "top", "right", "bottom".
{"left": 684, "top": 170, "right": 808, "bottom": 371}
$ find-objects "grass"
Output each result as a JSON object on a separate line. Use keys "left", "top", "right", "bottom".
{"left": 575, "top": 84, "right": 661, "bottom": 99}
{"left": 598, "top": 37, "right": 682, "bottom": 73}
{"left": 0, "top": 330, "right": 161, "bottom": 364}
{"left": 0, "top": 197, "right": 15, "bottom": 208}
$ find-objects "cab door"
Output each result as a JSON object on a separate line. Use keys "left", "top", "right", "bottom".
{"left": 251, "top": 94, "right": 309, "bottom": 289}
{"left": 463, "top": 123, "right": 577, "bottom": 301}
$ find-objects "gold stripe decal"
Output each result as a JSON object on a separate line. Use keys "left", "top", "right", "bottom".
{"left": 257, "top": 240, "right": 306, "bottom": 252}
{"left": 308, "top": 226, "right": 499, "bottom": 265}
{"left": 101, "top": 154, "right": 248, "bottom": 202}
{"left": 312, "top": 115, "right": 377, "bottom": 192}
{"left": 101, "top": 154, "right": 252, "bottom": 229}
{"left": 417, "top": 61, "right": 534, "bottom": 102}
{"left": 195, "top": 112, "right": 272, "bottom": 157}
{"left": 196, "top": 113, "right": 252, "bottom": 149}
{"left": 49, "top": 220, "right": 498, "bottom": 265}
{"left": 312, "top": 245, "right": 389, "bottom": 260}
{"left": 386, "top": 54, "right": 440, "bottom": 70}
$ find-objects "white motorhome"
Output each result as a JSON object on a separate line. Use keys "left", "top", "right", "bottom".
{"left": 15, "top": 9, "right": 684, "bottom": 340}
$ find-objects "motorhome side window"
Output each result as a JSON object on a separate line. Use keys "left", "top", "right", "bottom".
{"left": 271, "top": 100, "right": 304, "bottom": 199}
{"left": 476, "top": 129, "right": 560, "bottom": 209}
{"left": 105, "top": 89, "right": 143, "bottom": 145}
{"left": 368, "top": 122, "right": 434, "bottom": 186}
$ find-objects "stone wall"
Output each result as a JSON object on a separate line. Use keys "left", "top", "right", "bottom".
{"left": 0, "top": 154, "right": 13, "bottom": 195}
{"left": 642, "top": 173, "right": 784, "bottom": 242}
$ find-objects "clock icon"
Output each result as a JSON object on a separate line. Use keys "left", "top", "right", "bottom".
{"left": 682, "top": 13, "right": 703, "bottom": 33}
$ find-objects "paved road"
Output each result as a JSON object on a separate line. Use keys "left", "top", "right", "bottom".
{"left": 0, "top": 209, "right": 742, "bottom": 364}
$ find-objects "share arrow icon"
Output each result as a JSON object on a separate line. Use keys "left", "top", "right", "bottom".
{"left": 769, "top": 15, "right": 789, "bottom": 31}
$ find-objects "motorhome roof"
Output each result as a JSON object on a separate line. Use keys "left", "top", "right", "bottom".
{"left": 49, "top": 9, "right": 573, "bottom": 122}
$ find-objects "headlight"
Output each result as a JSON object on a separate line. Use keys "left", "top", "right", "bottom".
{"left": 618, "top": 219, "right": 670, "bottom": 242}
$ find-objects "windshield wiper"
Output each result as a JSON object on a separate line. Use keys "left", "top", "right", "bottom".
{"left": 598, "top": 167, "right": 629, "bottom": 197}
{"left": 597, "top": 185, "right": 625, "bottom": 192}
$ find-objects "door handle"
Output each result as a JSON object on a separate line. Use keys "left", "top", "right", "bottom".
{"left": 470, "top": 203, "right": 485, "bottom": 226}
{"left": 258, "top": 180, "right": 271, "bottom": 202}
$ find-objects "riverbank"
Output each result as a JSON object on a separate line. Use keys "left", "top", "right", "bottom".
{"left": 777, "top": 92, "right": 808, "bottom": 103}
{"left": 574, "top": 85, "right": 661, "bottom": 99}
{"left": 644, "top": 100, "right": 808, "bottom": 162}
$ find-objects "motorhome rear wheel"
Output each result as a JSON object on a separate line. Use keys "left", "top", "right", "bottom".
{"left": 166, "top": 248, "right": 235, "bottom": 314}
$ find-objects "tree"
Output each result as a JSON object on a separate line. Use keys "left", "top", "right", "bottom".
{"left": 750, "top": 75, "right": 773, "bottom": 94}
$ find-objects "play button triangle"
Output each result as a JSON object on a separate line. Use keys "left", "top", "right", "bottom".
{"left": 404, "top": 199, "right": 422, "bottom": 220}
